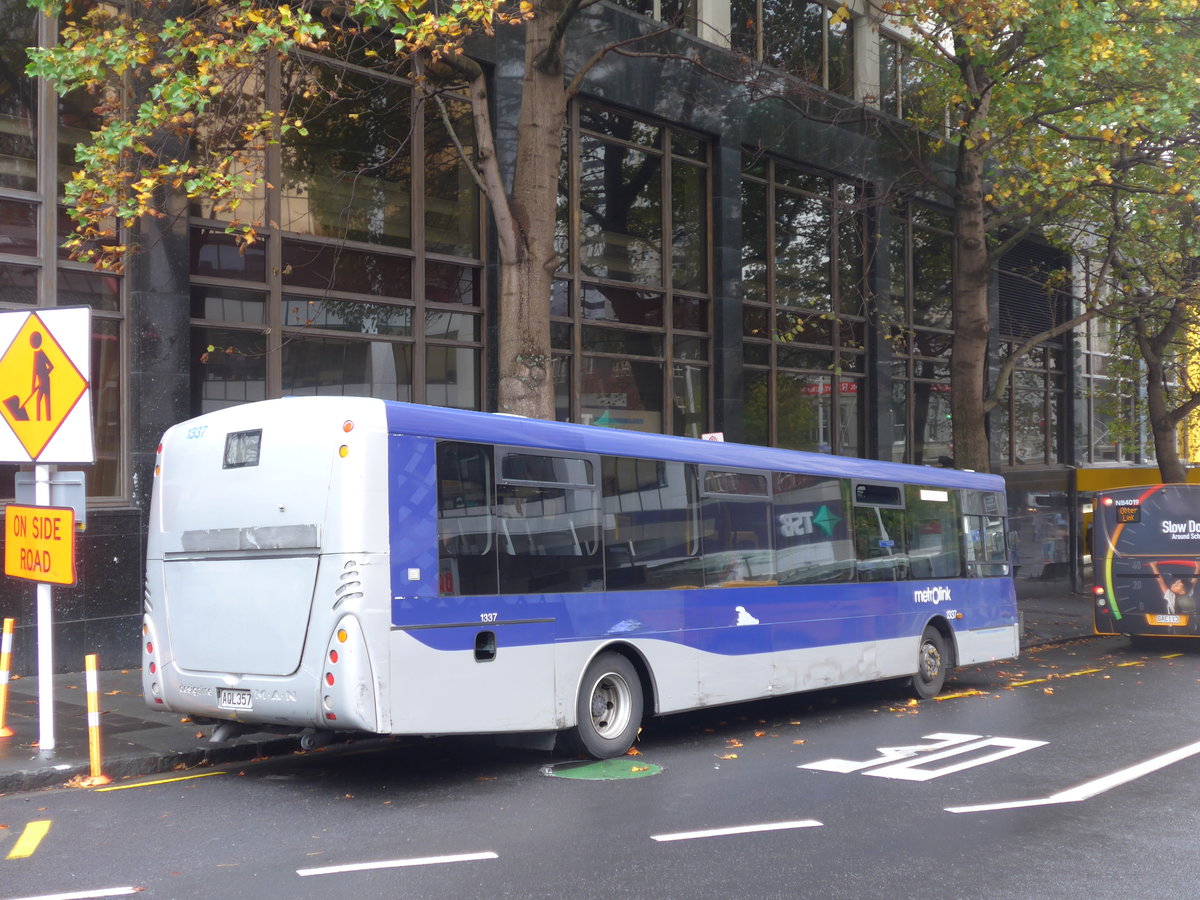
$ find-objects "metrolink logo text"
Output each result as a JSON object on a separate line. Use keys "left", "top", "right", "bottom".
{"left": 913, "top": 585, "right": 953, "bottom": 605}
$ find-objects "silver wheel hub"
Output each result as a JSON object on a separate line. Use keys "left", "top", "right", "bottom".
{"left": 590, "top": 673, "right": 632, "bottom": 738}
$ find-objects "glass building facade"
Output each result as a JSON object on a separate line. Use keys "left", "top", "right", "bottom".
{"left": 0, "top": 0, "right": 1149, "bottom": 670}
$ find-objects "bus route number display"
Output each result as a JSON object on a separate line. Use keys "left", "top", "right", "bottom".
{"left": 1116, "top": 505, "right": 1141, "bottom": 524}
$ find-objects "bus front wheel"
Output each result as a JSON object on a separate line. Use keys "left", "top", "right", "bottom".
{"left": 569, "top": 652, "right": 643, "bottom": 759}
{"left": 910, "top": 625, "right": 947, "bottom": 700}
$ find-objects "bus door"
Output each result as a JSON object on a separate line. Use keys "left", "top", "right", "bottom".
{"left": 1095, "top": 484, "right": 1200, "bottom": 637}
{"left": 695, "top": 467, "right": 775, "bottom": 704}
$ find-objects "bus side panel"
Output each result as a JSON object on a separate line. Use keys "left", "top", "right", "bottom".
{"left": 953, "top": 577, "right": 1020, "bottom": 664}
{"left": 691, "top": 584, "right": 880, "bottom": 703}
{"left": 386, "top": 433, "right": 440, "bottom": 604}
{"left": 388, "top": 624, "right": 557, "bottom": 733}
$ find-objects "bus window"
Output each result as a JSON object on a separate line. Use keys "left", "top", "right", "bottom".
{"left": 700, "top": 469, "right": 774, "bottom": 586}
{"left": 905, "top": 485, "right": 962, "bottom": 579}
{"left": 496, "top": 450, "right": 602, "bottom": 593}
{"left": 601, "top": 457, "right": 702, "bottom": 590}
{"left": 773, "top": 472, "right": 854, "bottom": 584}
{"left": 964, "top": 515, "right": 1010, "bottom": 577}
{"left": 852, "top": 481, "right": 908, "bottom": 581}
{"left": 436, "top": 441, "right": 497, "bottom": 596}
{"left": 961, "top": 489, "right": 1010, "bottom": 577}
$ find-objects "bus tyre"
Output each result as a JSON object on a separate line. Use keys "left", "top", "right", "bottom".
{"left": 571, "top": 652, "right": 643, "bottom": 759}
{"left": 910, "top": 625, "right": 947, "bottom": 700}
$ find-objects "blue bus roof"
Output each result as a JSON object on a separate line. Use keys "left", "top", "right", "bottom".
{"left": 379, "top": 401, "right": 1005, "bottom": 492}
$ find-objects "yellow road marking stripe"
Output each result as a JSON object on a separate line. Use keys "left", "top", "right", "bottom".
{"left": 7, "top": 820, "right": 51, "bottom": 859}
{"left": 93, "top": 771, "right": 226, "bottom": 792}
{"left": 935, "top": 689, "right": 987, "bottom": 701}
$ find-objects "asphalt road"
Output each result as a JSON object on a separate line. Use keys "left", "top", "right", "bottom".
{"left": 1, "top": 634, "right": 1198, "bottom": 900}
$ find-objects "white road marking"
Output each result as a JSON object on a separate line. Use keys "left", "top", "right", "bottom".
{"left": 297, "top": 851, "right": 499, "bottom": 877}
{"left": 947, "top": 737, "right": 1200, "bottom": 813}
{"left": 865, "top": 737, "right": 1047, "bottom": 782}
{"left": 6, "top": 888, "right": 141, "bottom": 900}
{"left": 800, "top": 732, "right": 1046, "bottom": 782}
{"left": 652, "top": 819, "right": 823, "bottom": 842}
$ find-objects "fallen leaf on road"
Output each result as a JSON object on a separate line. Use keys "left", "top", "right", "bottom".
{"left": 793, "top": 739, "right": 806, "bottom": 745}
{"left": 717, "top": 753, "right": 738, "bottom": 759}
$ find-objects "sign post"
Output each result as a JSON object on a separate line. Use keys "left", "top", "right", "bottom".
{"left": 0, "top": 308, "right": 93, "bottom": 753}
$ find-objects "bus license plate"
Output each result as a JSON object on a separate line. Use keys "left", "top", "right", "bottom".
{"left": 217, "top": 688, "right": 253, "bottom": 710}
{"left": 1148, "top": 614, "right": 1186, "bottom": 626}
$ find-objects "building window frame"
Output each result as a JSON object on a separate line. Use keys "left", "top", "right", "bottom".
{"left": 187, "top": 51, "right": 487, "bottom": 416}
{"left": 554, "top": 101, "right": 713, "bottom": 439}
{"left": 740, "top": 152, "right": 868, "bottom": 454}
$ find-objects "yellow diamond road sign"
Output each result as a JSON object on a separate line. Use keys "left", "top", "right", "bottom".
{"left": 0, "top": 309, "right": 93, "bottom": 464}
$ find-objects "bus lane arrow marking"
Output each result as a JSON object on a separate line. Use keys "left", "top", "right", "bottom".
{"left": 946, "top": 737, "right": 1200, "bottom": 813}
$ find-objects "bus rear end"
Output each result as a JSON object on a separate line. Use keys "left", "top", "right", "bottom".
{"left": 143, "top": 397, "right": 394, "bottom": 736}
{"left": 1094, "top": 483, "right": 1200, "bottom": 638}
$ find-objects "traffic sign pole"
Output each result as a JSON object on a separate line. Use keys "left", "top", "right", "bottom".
{"left": 0, "top": 308, "right": 93, "bottom": 757}
{"left": 35, "top": 464, "right": 54, "bottom": 752}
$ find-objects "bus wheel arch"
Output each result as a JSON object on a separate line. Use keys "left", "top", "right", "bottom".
{"left": 563, "top": 645, "right": 651, "bottom": 759}
{"left": 910, "top": 619, "right": 955, "bottom": 701}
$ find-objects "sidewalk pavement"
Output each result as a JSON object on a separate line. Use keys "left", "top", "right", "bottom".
{"left": 0, "top": 586, "right": 1098, "bottom": 795}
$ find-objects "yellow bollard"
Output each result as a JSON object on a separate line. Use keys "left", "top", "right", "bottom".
{"left": 0, "top": 617, "right": 13, "bottom": 738}
{"left": 80, "top": 653, "right": 111, "bottom": 787}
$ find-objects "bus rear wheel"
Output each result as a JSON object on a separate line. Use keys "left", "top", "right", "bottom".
{"left": 910, "top": 625, "right": 947, "bottom": 700}
{"left": 569, "top": 652, "right": 643, "bottom": 759}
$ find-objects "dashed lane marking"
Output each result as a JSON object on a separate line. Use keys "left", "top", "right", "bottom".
{"left": 6, "top": 821, "right": 50, "bottom": 860}
{"left": 297, "top": 851, "right": 499, "bottom": 877}
{"left": 651, "top": 819, "right": 823, "bottom": 842}
{"left": 6, "top": 888, "right": 140, "bottom": 900}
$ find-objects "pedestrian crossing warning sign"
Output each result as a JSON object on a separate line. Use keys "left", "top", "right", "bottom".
{"left": 0, "top": 309, "right": 92, "bottom": 464}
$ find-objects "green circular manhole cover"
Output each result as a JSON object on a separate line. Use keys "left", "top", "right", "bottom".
{"left": 541, "top": 758, "right": 663, "bottom": 780}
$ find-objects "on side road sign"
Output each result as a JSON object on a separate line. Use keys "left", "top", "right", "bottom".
{"left": 4, "top": 504, "right": 76, "bottom": 585}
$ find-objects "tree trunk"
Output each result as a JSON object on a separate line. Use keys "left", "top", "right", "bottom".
{"left": 495, "top": 12, "right": 568, "bottom": 420}
{"left": 1139, "top": 322, "right": 1187, "bottom": 483}
{"left": 950, "top": 139, "right": 993, "bottom": 472}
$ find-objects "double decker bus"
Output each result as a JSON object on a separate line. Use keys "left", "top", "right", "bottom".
{"left": 143, "top": 398, "right": 1018, "bottom": 758}
{"left": 1094, "top": 483, "right": 1200, "bottom": 639}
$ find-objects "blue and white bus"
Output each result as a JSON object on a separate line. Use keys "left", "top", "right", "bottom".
{"left": 143, "top": 398, "right": 1018, "bottom": 758}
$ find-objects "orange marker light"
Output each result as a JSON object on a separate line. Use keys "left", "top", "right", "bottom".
{"left": 337, "top": 629, "right": 348, "bottom": 643}
{"left": 343, "top": 420, "right": 354, "bottom": 433}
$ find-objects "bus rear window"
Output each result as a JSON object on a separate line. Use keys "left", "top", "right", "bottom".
{"left": 223, "top": 429, "right": 262, "bottom": 468}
